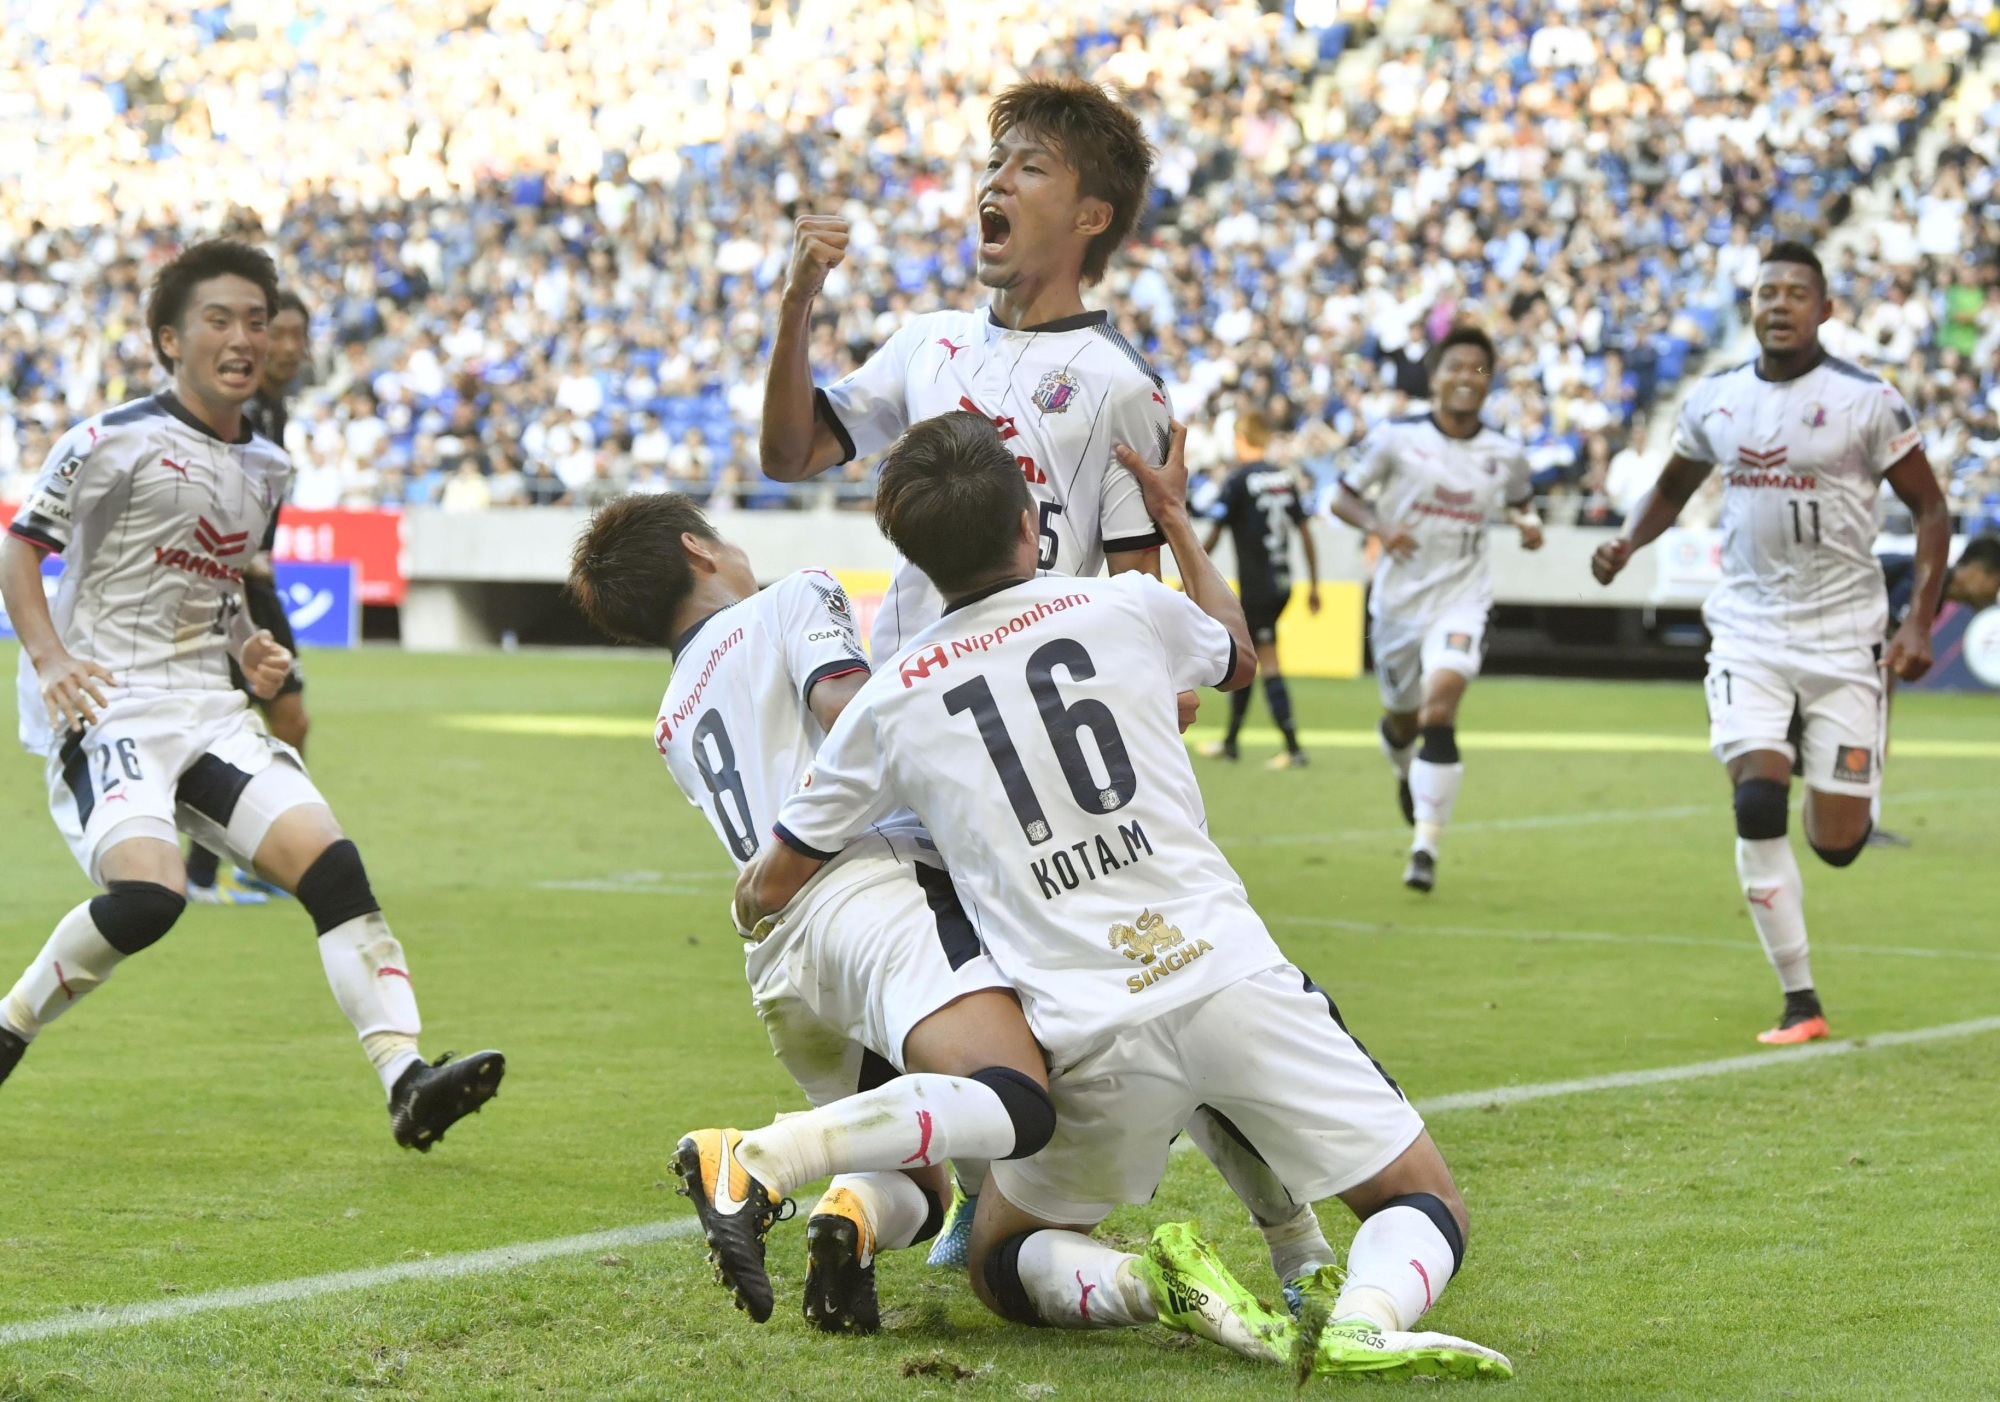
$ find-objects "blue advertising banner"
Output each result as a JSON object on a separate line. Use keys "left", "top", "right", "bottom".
{"left": 272, "top": 561, "right": 359, "bottom": 648}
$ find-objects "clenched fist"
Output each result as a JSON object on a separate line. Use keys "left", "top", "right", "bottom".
{"left": 1591, "top": 537, "right": 1633, "bottom": 585}
{"left": 783, "top": 216, "right": 849, "bottom": 306}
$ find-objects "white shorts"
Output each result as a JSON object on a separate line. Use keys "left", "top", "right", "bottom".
{"left": 746, "top": 846, "right": 1008, "bottom": 1107}
{"left": 1704, "top": 641, "right": 1885, "bottom": 796}
{"left": 990, "top": 964, "right": 1425, "bottom": 1227}
{"left": 47, "top": 689, "right": 326, "bottom": 885}
{"left": 1372, "top": 607, "right": 1488, "bottom": 713}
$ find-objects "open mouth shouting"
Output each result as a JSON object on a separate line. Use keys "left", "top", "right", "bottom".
{"left": 217, "top": 355, "right": 257, "bottom": 391}
{"left": 979, "top": 203, "right": 1012, "bottom": 260}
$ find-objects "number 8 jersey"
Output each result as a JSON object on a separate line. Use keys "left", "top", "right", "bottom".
{"left": 654, "top": 570, "right": 871, "bottom": 867}
{"left": 1671, "top": 355, "right": 1922, "bottom": 657}
{"left": 773, "top": 572, "right": 1287, "bottom": 1064}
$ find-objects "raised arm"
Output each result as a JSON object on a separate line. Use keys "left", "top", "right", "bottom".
{"left": 1590, "top": 453, "right": 1714, "bottom": 585}
{"left": 760, "top": 217, "right": 853, "bottom": 482}
{"left": 1882, "top": 447, "right": 1950, "bottom": 681}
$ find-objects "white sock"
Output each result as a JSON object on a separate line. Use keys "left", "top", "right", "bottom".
{"left": 318, "top": 913, "right": 424, "bottom": 1095}
{"left": 1408, "top": 759, "right": 1463, "bottom": 854}
{"left": 1333, "top": 1204, "right": 1456, "bottom": 1330}
{"left": 812, "top": 1172, "right": 933, "bottom": 1263}
{"left": 952, "top": 1158, "right": 990, "bottom": 1197}
{"left": 1260, "top": 1204, "right": 1336, "bottom": 1284}
{"left": 0, "top": 902, "right": 126, "bottom": 1040}
{"left": 735, "top": 1073, "right": 1017, "bottom": 1198}
{"left": 1736, "top": 836, "right": 1813, "bottom": 993}
{"left": 1016, "top": 1230, "right": 1156, "bottom": 1328}
{"left": 1379, "top": 724, "right": 1416, "bottom": 778}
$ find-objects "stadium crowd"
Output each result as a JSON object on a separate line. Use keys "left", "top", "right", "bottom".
{"left": 0, "top": 0, "right": 1995, "bottom": 529}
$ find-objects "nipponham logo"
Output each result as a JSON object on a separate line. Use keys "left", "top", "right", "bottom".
{"left": 900, "top": 645, "right": 948, "bottom": 688}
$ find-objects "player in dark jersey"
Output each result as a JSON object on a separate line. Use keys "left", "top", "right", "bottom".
{"left": 1869, "top": 532, "right": 2000, "bottom": 845}
{"left": 1199, "top": 411, "right": 1319, "bottom": 767}
{"left": 188, "top": 290, "right": 311, "bottom": 903}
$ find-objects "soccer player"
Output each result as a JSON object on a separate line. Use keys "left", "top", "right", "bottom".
{"left": 739, "top": 413, "right": 1513, "bottom": 1380}
{"left": 1592, "top": 241, "right": 1952, "bottom": 1044}
{"left": 1327, "top": 326, "right": 1542, "bottom": 893}
{"left": 567, "top": 494, "right": 1056, "bottom": 1332}
{"left": 0, "top": 241, "right": 503, "bottom": 1149}
{"left": 187, "top": 289, "right": 312, "bottom": 904}
{"left": 1199, "top": 410, "right": 1320, "bottom": 767}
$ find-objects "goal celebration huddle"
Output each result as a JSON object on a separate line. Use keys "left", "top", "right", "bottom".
{"left": 2, "top": 68, "right": 1979, "bottom": 1391}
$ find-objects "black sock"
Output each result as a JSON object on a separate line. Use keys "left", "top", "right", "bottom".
{"left": 1225, "top": 686, "right": 1251, "bottom": 745}
{"left": 1783, "top": 988, "right": 1822, "bottom": 1024}
{"left": 1263, "top": 675, "right": 1298, "bottom": 751}
{"left": 185, "top": 843, "right": 221, "bottom": 887}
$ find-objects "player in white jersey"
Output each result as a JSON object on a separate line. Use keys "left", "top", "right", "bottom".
{"left": 1329, "top": 327, "right": 1543, "bottom": 893}
{"left": 0, "top": 241, "right": 504, "bottom": 1148}
{"left": 759, "top": 77, "right": 1170, "bottom": 661}
{"left": 566, "top": 494, "right": 1057, "bottom": 1333}
{"left": 1594, "top": 242, "right": 1951, "bottom": 1045}
{"left": 739, "top": 413, "right": 1513, "bottom": 1380}
{"left": 759, "top": 76, "right": 1334, "bottom": 1284}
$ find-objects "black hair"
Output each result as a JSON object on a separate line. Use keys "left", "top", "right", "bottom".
{"left": 875, "top": 412, "right": 1033, "bottom": 596}
{"left": 1957, "top": 533, "right": 2000, "bottom": 575}
{"left": 1430, "top": 323, "right": 1497, "bottom": 375}
{"left": 568, "top": 493, "right": 720, "bottom": 646}
{"left": 1761, "top": 240, "right": 1827, "bottom": 294}
{"left": 145, "top": 239, "right": 281, "bottom": 372}
{"left": 988, "top": 79, "right": 1156, "bottom": 285}
{"left": 274, "top": 290, "right": 311, "bottom": 321}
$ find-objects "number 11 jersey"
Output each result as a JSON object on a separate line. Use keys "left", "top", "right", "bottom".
{"left": 654, "top": 570, "right": 871, "bottom": 868}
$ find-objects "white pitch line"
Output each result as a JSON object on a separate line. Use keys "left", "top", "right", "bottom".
{"left": 0, "top": 1219, "right": 698, "bottom": 1348}
{"left": 1415, "top": 1016, "right": 2000, "bottom": 1112}
{"left": 9, "top": 1013, "right": 2000, "bottom": 1348}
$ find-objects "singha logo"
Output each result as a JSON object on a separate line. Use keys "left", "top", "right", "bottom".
{"left": 1109, "top": 909, "right": 1185, "bottom": 965}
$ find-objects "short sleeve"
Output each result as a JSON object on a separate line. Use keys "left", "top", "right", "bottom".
{"left": 777, "top": 570, "right": 870, "bottom": 699}
{"left": 1669, "top": 385, "right": 1717, "bottom": 464}
{"left": 1340, "top": 425, "right": 1395, "bottom": 497}
{"left": 7, "top": 420, "right": 122, "bottom": 554}
{"left": 818, "top": 317, "right": 930, "bottom": 463}
{"left": 1122, "top": 571, "right": 1235, "bottom": 691}
{"left": 1098, "top": 379, "right": 1170, "bottom": 554}
{"left": 1864, "top": 381, "right": 1923, "bottom": 478}
{"left": 772, "top": 687, "right": 897, "bottom": 860}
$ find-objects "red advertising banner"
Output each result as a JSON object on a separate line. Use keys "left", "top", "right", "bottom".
{"left": 1, "top": 503, "right": 406, "bottom": 605}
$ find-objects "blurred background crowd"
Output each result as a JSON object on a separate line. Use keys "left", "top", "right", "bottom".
{"left": 1, "top": 0, "right": 1998, "bottom": 531}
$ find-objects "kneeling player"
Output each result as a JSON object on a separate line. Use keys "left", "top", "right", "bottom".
{"left": 1594, "top": 242, "right": 1951, "bottom": 1043}
{"left": 0, "top": 240, "right": 503, "bottom": 1148}
{"left": 742, "top": 414, "right": 1512, "bottom": 1378}
{"left": 567, "top": 495, "right": 1057, "bottom": 1332}
{"left": 1328, "top": 327, "right": 1542, "bottom": 893}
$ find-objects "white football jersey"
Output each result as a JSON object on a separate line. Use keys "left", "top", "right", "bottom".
{"left": 1671, "top": 354, "right": 1921, "bottom": 656}
{"left": 1341, "top": 414, "right": 1533, "bottom": 623}
{"left": 655, "top": 569, "right": 874, "bottom": 868}
{"left": 820, "top": 307, "right": 1171, "bottom": 656}
{"left": 11, "top": 394, "right": 291, "bottom": 757}
{"left": 774, "top": 573, "right": 1287, "bottom": 1064}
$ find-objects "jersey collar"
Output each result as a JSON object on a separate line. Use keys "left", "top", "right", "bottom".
{"left": 985, "top": 307, "right": 1108, "bottom": 335}
{"left": 158, "top": 391, "right": 254, "bottom": 445}
{"left": 1752, "top": 347, "right": 1827, "bottom": 384}
{"left": 1428, "top": 413, "right": 1483, "bottom": 442}
{"left": 941, "top": 575, "right": 1034, "bottom": 615}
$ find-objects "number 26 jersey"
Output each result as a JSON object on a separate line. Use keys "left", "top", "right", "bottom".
{"left": 654, "top": 570, "right": 870, "bottom": 869}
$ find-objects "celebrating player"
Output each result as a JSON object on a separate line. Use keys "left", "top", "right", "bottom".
{"left": 187, "top": 288, "right": 312, "bottom": 904}
{"left": 1199, "top": 410, "right": 1321, "bottom": 767}
{"left": 1592, "top": 241, "right": 1952, "bottom": 1045}
{"left": 567, "top": 494, "right": 1055, "bottom": 1332}
{"left": 739, "top": 413, "right": 1513, "bottom": 1380}
{"left": 1328, "top": 326, "right": 1543, "bottom": 893}
{"left": 0, "top": 241, "right": 504, "bottom": 1149}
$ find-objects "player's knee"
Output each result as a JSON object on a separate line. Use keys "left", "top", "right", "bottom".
{"left": 295, "top": 839, "right": 382, "bottom": 936}
{"left": 1733, "top": 778, "right": 1790, "bottom": 841}
{"left": 1417, "top": 724, "right": 1458, "bottom": 765}
{"left": 981, "top": 1230, "right": 1048, "bottom": 1327}
{"left": 1810, "top": 831, "right": 1870, "bottom": 868}
{"left": 89, "top": 881, "right": 187, "bottom": 956}
{"left": 972, "top": 1066, "right": 1056, "bottom": 1160}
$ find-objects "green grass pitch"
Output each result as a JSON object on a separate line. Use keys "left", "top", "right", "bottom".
{"left": 0, "top": 642, "right": 1995, "bottom": 1399}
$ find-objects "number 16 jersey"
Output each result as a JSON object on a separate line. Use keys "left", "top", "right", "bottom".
{"left": 654, "top": 570, "right": 871, "bottom": 868}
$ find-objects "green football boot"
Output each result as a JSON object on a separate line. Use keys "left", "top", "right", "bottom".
{"left": 1131, "top": 1221, "right": 1297, "bottom": 1367}
{"left": 1291, "top": 1265, "right": 1514, "bottom": 1379}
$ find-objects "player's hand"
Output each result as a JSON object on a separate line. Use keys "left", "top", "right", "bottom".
{"left": 1591, "top": 536, "right": 1633, "bottom": 585}
{"left": 1307, "top": 585, "right": 1322, "bottom": 615}
{"left": 782, "top": 216, "right": 849, "bottom": 305}
{"left": 1176, "top": 689, "right": 1199, "bottom": 734}
{"left": 37, "top": 651, "right": 114, "bottom": 731}
{"left": 1113, "top": 420, "right": 1191, "bottom": 527}
{"left": 1517, "top": 519, "right": 1545, "bottom": 551}
{"left": 1884, "top": 618, "right": 1933, "bottom": 682}
{"left": 240, "top": 628, "right": 295, "bottom": 701}
{"left": 1378, "top": 524, "right": 1418, "bottom": 561}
